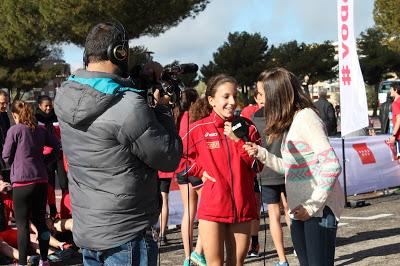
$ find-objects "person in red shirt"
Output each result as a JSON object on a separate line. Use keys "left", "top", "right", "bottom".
{"left": 240, "top": 87, "right": 264, "bottom": 120}
{"left": 177, "top": 74, "right": 262, "bottom": 265}
{"left": 388, "top": 82, "right": 400, "bottom": 162}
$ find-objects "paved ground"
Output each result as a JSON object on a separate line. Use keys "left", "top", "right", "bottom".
{"left": 3, "top": 187, "right": 400, "bottom": 266}
{"left": 3, "top": 189, "right": 399, "bottom": 266}
{"left": 158, "top": 191, "right": 400, "bottom": 266}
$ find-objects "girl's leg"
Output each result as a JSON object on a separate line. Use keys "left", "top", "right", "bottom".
{"left": 30, "top": 183, "right": 50, "bottom": 262}
{"left": 280, "top": 192, "right": 291, "bottom": 230}
{"left": 225, "top": 221, "right": 251, "bottom": 266}
{"left": 56, "top": 158, "right": 69, "bottom": 193}
{"left": 178, "top": 183, "right": 198, "bottom": 259}
{"left": 159, "top": 191, "right": 169, "bottom": 239}
{"left": 199, "top": 219, "right": 225, "bottom": 266}
{"left": 268, "top": 203, "right": 287, "bottom": 263}
{"left": 249, "top": 191, "right": 261, "bottom": 256}
{"left": 13, "top": 185, "right": 33, "bottom": 265}
{"left": 193, "top": 189, "right": 204, "bottom": 256}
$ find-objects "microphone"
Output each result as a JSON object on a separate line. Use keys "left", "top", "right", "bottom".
{"left": 163, "top": 63, "right": 199, "bottom": 75}
{"left": 231, "top": 117, "right": 250, "bottom": 142}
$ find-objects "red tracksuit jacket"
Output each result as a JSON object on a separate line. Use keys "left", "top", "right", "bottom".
{"left": 177, "top": 111, "right": 262, "bottom": 223}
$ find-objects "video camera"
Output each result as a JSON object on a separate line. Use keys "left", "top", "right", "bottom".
{"left": 129, "top": 62, "right": 198, "bottom": 107}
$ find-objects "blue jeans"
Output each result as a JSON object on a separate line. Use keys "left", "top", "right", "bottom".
{"left": 291, "top": 206, "right": 338, "bottom": 266}
{"left": 82, "top": 232, "right": 158, "bottom": 266}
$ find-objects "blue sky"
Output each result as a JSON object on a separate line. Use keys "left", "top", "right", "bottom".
{"left": 62, "top": 0, "right": 375, "bottom": 72}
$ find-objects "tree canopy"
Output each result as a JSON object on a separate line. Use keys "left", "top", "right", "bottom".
{"left": 373, "top": 0, "right": 400, "bottom": 52}
{"left": 201, "top": 33, "right": 337, "bottom": 97}
{"left": 358, "top": 27, "right": 400, "bottom": 114}
{"left": 201, "top": 31, "right": 269, "bottom": 87}
{"left": 358, "top": 27, "right": 400, "bottom": 86}
{"left": 267, "top": 41, "right": 337, "bottom": 93}
{"left": 0, "top": 0, "right": 209, "bottom": 93}
{"left": 0, "top": 0, "right": 209, "bottom": 46}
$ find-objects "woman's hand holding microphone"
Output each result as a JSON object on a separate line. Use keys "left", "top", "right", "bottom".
{"left": 243, "top": 142, "right": 259, "bottom": 158}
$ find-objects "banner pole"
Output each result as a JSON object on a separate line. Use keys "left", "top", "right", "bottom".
{"left": 341, "top": 137, "right": 349, "bottom": 207}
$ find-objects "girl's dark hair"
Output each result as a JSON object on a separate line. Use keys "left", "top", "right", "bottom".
{"left": 190, "top": 74, "right": 238, "bottom": 122}
{"left": 258, "top": 67, "right": 316, "bottom": 140}
{"left": 174, "top": 88, "right": 199, "bottom": 128}
{"left": 189, "top": 97, "right": 212, "bottom": 123}
{"left": 11, "top": 100, "right": 37, "bottom": 130}
{"left": 37, "top": 95, "right": 52, "bottom": 105}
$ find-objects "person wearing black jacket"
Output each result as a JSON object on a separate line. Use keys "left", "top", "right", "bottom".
{"left": 35, "top": 95, "right": 68, "bottom": 218}
{"left": 314, "top": 88, "right": 337, "bottom": 136}
{"left": 379, "top": 92, "right": 393, "bottom": 134}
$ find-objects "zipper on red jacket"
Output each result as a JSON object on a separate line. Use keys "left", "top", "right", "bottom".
{"left": 224, "top": 135, "right": 237, "bottom": 223}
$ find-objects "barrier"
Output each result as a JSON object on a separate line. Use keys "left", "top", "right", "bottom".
{"left": 332, "top": 134, "right": 400, "bottom": 196}
{"left": 166, "top": 135, "right": 400, "bottom": 225}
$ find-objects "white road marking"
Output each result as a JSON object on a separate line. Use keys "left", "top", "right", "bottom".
{"left": 341, "top": 214, "right": 393, "bottom": 220}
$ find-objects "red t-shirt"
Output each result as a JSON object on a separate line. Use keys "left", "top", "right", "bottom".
{"left": 392, "top": 97, "right": 400, "bottom": 140}
{"left": 240, "top": 105, "right": 260, "bottom": 120}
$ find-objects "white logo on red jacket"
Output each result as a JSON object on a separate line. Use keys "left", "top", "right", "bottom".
{"left": 206, "top": 141, "right": 220, "bottom": 149}
{"left": 205, "top": 132, "right": 218, "bottom": 137}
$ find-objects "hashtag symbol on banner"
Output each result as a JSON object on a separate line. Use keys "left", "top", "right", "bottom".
{"left": 341, "top": 65, "right": 351, "bottom": 86}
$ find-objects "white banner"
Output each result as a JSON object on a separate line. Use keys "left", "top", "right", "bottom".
{"left": 166, "top": 135, "right": 400, "bottom": 225}
{"left": 331, "top": 135, "right": 400, "bottom": 195}
{"left": 337, "top": 0, "right": 369, "bottom": 136}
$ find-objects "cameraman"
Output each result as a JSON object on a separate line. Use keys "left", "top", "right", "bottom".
{"left": 54, "top": 22, "right": 182, "bottom": 265}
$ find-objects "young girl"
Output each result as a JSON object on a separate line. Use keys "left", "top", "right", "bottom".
{"left": 244, "top": 68, "right": 345, "bottom": 266}
{"left": 2, "top": 100, "right": 60, "bottom": 266}
{"left": 36, "top": 95, "right": 68, "bottom": 219}
{"left": 176, "top": 89, "right": 207, "bottom": 266}
{"left": 159, "top": 88, "right": 206, "bottom": 265}
{"left": 177, "top": 74, "right": 262, "bottom": 266}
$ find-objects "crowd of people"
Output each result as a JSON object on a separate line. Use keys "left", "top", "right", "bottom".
{"left": 0, "top": 21, "right": 399, "bottom": 266}
{"left": 0, "top": 92, "right": 75, "bottom": 266}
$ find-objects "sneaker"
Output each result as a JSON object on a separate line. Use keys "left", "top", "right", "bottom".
{"left": 274, "top": 262, "right": 289, "bottom": 266}
{"left": 183, "top": 258, "right": 191, "bottom": 266}
{"left": 247, "top": 243, "right": 259, "bottom": 257}
{"left": 38, "top": 260, "right": 50, "bottom": 266}
{"left": 190, "top": 251, "right": 207, "bottom": 266}
{"left": 28, "top": 255, "right": 40, "bottom": 266}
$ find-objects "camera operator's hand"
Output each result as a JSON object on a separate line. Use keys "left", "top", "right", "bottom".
{"left": 153, "top": 89, "right": 171, "bottom": 106}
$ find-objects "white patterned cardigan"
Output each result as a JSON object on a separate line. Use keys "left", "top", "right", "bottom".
{"left": 256, "top": 108, "right": 345, "bottom": 220}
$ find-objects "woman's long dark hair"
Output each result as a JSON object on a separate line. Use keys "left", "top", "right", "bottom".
{"left": 11, "top": 100, "right": 37, "bottom": 131}
{"left": 258, "top": 68, "right": 316, "bottom": 141}
{"left": 174, "top": 88, "right": 199, "bottom": 128}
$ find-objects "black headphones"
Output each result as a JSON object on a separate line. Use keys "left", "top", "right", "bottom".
{"left": 106, "top": 21, "right": 129, "bottom": 66}
{"left": 83, "top": 21, "right": 129, "bottom": 69}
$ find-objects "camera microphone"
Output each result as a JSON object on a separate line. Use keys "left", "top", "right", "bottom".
{"left": 232, "top": 117, "right": 250, "bottom": 142}
{"left": 163, "top": 63, "right": 199, "bottom": 75}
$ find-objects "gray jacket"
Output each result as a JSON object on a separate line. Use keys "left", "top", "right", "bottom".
{"left": 54, "top": 69, "right": 182, "bottom": 250}
{"left": 252, "top": 107, "right": 285, "bottom": 186}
